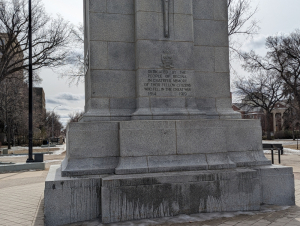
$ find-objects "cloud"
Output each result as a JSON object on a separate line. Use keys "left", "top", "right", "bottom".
{"left": 58, "top": 107, "right": 71, "bottom": 111}
{"left": 241, "top": 34, "right": 269, "bottom": 52}
{"left": 56, "top": 92, "right": 84, "bottom": 101}
{"left": 46, "top": 99, "right": 65, "bottom": 105}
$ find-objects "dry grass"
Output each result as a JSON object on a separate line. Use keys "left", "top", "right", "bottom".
{"left": 283, "top": 144, "right": 300, "bottom": 150}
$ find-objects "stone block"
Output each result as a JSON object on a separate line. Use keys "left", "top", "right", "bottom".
{"left": 150, "top": 97, "right": 186, "bottom": 109}
{"left": 214, "top": 0, "right": 228, "bottom": 21}
{"left": 194, "top": 98, "right": 219, "bottom": 117}
{"left": 176, "top": 121, "right": 226, "bottom": 154}
{"left": 228, "top": 150, "right": 271, "bottom": 167}
{"left": 90, "top": 13, "right": 134, "bottom": 42}
{"left": 110, "top": 98, "right": 136, "bottom": 117}
{"left": 194, "top": 20, "right": 228, "bottom": 47}
{"left": 135, "top": 11, "right": 160, "bottom": 41}
{"left": 101, "top": 169, "right": 260, "bottom": 223}
{"left": 67, "top": 121, "right": 119, "bottom": 158}
{"left": 85, "top": 98, "right": 110, "bottom": 113}
{"left": 90, "top": 41, "right": 107, "bottom": 70}
{"left": 45, "top": 165, "right": 102, "bottom": 226}
{"left": 206, "top": 153, "right": 236, "bottom": 170}
{"left": 216, "top": 97, "right": 241, "bottom": 118}
{"left": 61, "top": 157, "right": 119, "bottom": 176}
{"left": 174, "top": 0, "right": 193, "bottom": 15}
{"left": 135, "top": 0, "right": 162, "bottom": 13}
{"left": 90, "top": 70, "right": 136, "bottom": 98}
{"left": 89, "top": 0, "right": 106, "bottom": 13}
{"left": 107, "top": 42, "right": 135, "bottom": 70}
{"left": 115, "top": 157, "right": 149, "bottom": 174}
{"left": 147, "top": 154, "right": 208, "bottom": 173}
{"left": 193, "top": 0, "right": 214, "bottom": 20}
{"left": 174, "top": 14, "right": 194, "bottom": 41}
{"left": 256, "top": 165, "right": 295, "bottom": 206}
{"left": 119, "top": 120, "right": 177, "bottom": 157}
{"left": 194, "top": 72, "right": 231, "bottom": 98}
{"left": 107, "top": 0, "right": 134, "bottom": 14}
{"left": 194, "top": 46, "right": 215, "bottom": 72}
{"left": 215, "top": 47, "right": 230, "bottom": 72}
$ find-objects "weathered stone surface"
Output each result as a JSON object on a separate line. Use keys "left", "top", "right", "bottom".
{"left": 61, "top": 121, "right": 120, "bottom": 176}
{"left": 256, "top": 165, "right": 295, "bottom": 206}
{"left": 45, "top": 165, "right": 102, "bottom": 226}
{"left": 119, "top": 120, "right": 177, "bottom": 157}
{"left": 101, "top": 169, "right": 261, "bottom": 223}
{"left": 89, "top": 13, "right": 134, "bottom": 42}
{"left": 116, "top": 119, "right": 269, "bottom": 174}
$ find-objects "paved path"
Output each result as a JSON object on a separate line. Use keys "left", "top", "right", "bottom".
{"left": 0, "top": 170, "right": 47, "bottom": 226}
{"left": 0, "top": 152, "right": 300, "bottom": 226}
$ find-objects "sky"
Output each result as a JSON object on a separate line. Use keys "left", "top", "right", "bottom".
{"left": 39, "top": 0, "right": 300, "bottom": 125}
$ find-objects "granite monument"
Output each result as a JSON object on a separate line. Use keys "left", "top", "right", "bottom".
{"left": 44, "top": 1, "right": 295, "bottom": 225}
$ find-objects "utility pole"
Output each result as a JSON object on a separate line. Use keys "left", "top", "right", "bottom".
{"left": 26, "top": 0, "right": 34, "bottom": 163}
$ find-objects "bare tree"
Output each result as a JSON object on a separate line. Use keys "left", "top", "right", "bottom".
{"left": 242, "top": 30, "right": 300, "bottom": 119}
{"left": 0, "top": 0, "right": 72, "bottom": 84}
{"left": 228, "top": 0, "right": 259, "bottom": 37}
{"left": 228, "top": 0, "right": 259, "bottom": 58}
{"left": 66, "top": 111, "right": 84, "bottom": 127}
{"left": 0, "top": 76, "right": 28, "bottom": 148}
{"left": 59, "top": 23, "right": 84, "bottom": 85}
{"left": 44, "top": 111, "right": 63, "bottom": 138}
{"left": 235, "top": 72, "right": 284, "bottom": 139}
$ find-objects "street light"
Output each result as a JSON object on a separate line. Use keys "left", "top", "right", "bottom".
{"left": 52, "top": 105, "right": 61, "bottom": 140}
{"left": 26, "top": 0, "right": 33, "bottom": 163}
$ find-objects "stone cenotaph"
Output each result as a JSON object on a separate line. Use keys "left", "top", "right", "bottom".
{"left": 44, "top": 1, "right": 295, "bottom": 225}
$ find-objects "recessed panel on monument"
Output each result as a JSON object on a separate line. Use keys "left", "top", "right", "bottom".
{"left": 44, "top": 1, "right": 295, "bottom": 225}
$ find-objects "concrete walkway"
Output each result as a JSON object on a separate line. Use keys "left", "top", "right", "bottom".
{"left": 0, "top": 152, "right": 300, "bottom": 226}
{"left": 0, "top": 170, "right": 47, "bottom": 226}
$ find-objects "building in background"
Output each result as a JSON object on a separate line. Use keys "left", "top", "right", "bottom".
{"left": 232, "top": 101, "right": 288, "bottom": 136}
{"left": 33, "top": 87, "right": 46, "bottom": 129}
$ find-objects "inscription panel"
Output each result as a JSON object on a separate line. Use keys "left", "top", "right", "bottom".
{"left": 140, "top": 69, "right": 193, "bottom": 97}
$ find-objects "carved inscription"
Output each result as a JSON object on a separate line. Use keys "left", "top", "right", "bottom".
{"left": 143, "top": 69, "right": 192, "bottom": 97}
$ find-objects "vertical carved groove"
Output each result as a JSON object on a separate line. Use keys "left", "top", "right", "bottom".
{"left": 163, "top": 0, "right": 169, "bottom": 38}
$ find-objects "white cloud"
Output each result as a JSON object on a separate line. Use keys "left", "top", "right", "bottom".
{"left": 56, "top": 92, "right": 84, "bottom": 102}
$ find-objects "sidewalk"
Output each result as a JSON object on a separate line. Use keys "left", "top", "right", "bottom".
{"left": 0, "top": 153, "right": 300, "bottom": 226}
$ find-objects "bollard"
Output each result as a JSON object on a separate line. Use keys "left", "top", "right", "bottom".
{"left": 278, "top": 148, "right": 281, "bottom": 164}
{"left": 271, "top": 149, "right": 274, "bottom": 164}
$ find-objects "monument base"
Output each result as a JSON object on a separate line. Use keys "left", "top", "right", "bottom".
{"left": 44, "top": 165, "right": 295, "bottom": 226}
{"left": 61, "top": 119, "right": 271, "bottom": 176}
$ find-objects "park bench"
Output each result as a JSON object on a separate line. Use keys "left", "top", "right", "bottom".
{"left": 262, "top": 143, "right": 284, "bottom": 164}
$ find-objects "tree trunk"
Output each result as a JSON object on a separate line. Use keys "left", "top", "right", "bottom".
{"left": 293, "top": 126, "right": 295, "bottom": 140}
{"left": 7, "top": 124, "right": 11, "bottom": 149}
{"left": 266, "top": 112, "right": 272, "bottom": 140}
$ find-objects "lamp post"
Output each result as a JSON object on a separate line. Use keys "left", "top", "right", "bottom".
{"left": 51, "top": 105, "right": 61, "bottom": 141}
{"left": 26, "top": 0, "right": 33, "bottom": 163}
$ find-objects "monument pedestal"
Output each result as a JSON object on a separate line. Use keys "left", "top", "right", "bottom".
{"left": 61, "top": 119, "right": 270, "bottom": 177}
{"left": 45, "top": 119, "right": 295, "bottom": 226}
{"left": 45, "top": 164, "right": 294, "bottom": 225}
{"left": 44, "top": 1, "right": 295, "bottom": 225}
